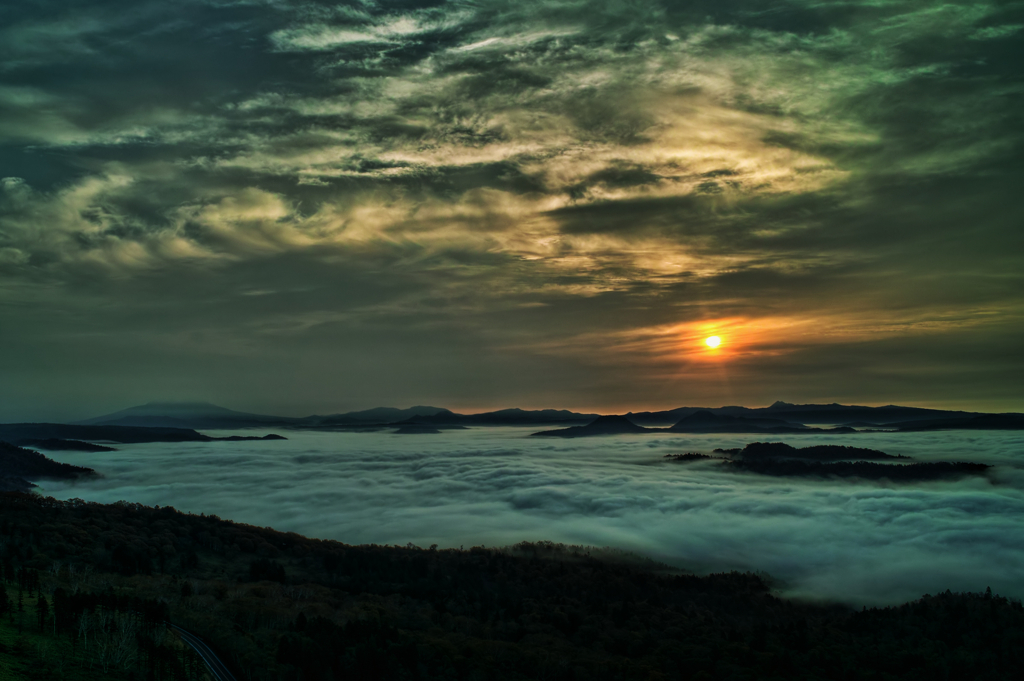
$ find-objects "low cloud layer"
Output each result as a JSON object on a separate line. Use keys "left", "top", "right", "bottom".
{"left": 1, "top": 1, "right": 1023, "bottom": 418}
{"left": 40, "top": 428, "right": 1024, "bottom": 605}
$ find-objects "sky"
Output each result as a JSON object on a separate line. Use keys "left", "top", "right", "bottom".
{"left": 1, "top": 0, "right": 1022, "bottom": 421}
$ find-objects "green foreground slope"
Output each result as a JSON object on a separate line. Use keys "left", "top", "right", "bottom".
{"left": 1, "top": 492, "right": 1022, "bottom": 681}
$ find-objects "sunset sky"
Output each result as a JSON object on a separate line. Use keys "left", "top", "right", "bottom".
{"left": 1, "top": 0, "right": 1022, "bottom": 420}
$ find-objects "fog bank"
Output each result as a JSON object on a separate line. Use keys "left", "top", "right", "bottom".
{"left": 38, "top": 428, "right": 1024, "bottom": 605}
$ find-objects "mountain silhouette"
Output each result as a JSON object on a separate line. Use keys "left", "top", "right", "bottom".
{"left": 531, "top": 415, "right": 648, "bottom": 438}
{"left": 81, "top": 401, "right": 302, "bottom": 429}
{"left": 669, "top": 411, "right": 810, "bottom": 433}
{"left": 75, "top": 401, "right": 1024, "bottom": 433}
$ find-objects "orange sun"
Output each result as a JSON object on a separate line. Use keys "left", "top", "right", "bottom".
{"left": 705, "top": 335, "right": 722, "bottom": 348}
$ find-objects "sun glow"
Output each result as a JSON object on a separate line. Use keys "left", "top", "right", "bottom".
{"left": 705, "top": 335, "right": 721, "bottom": 348}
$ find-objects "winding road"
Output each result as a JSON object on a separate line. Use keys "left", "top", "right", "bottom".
{"left": 169, "top": 623, "right": 238, "bottom": 681}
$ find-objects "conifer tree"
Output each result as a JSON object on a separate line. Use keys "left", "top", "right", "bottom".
{"left": 36, "top": 592, "right": 49, "bottom": 632}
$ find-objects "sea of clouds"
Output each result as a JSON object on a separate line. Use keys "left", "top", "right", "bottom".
{"left": 38, "top": 428, "right": 1024, "bottom": 605}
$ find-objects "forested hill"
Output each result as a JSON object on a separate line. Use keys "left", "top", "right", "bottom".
{"left": 0, "top": 441, "right": 96, "bottom": 492}
{"left": 1, "top": 492, "right": 1022, "bottom": 680}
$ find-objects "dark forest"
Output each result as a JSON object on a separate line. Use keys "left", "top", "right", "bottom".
{"left": 1, "top": 493, "right": 1021, "bottom": 680}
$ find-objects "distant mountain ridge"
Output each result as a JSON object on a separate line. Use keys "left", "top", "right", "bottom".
{"left": 668, "top": 410, "right": 812, "bottom": 433}
{"left": 397, "top": 408, "right": 601, "bottom": 427}
{"left": 80, "top": 401, "right": 305, "bottom": 429}
{"left": 80, "top": 402, "right": 452, "bottom": 429}
{"left": 81, "top": 402, "right": 601, "bottom": 429}
{"left": 532, "top": 412, "right": 856, "bottom": 438}
{"left": 625, "top": 402, "right": 980, "bottom": 426}
{"left": 75, "top": 401, "right": 1024, "bottom": 432}
{"left": 530, "top": 415, "right": 649, "bottom": 438}
{"left": 312, "top": 406, "right": 451, "bottom": 426}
